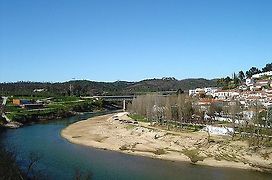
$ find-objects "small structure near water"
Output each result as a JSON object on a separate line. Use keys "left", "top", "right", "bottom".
{"left": 12, "top": 99, "right": 44, "bottom": 109}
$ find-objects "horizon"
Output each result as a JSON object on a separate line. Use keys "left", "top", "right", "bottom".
{"left": 0, "top": 76, "right": 217, "bottom": 84}
{"left": 1, "top": 0, "right": 272, "bottom": 82}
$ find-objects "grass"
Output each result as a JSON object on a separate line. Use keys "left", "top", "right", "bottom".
{"left": 214, "top": 153, "right": 239, "bottom": 162}
{"left": 6, "top": 108, "right": 64, "bottom": 121}
{"left": 119, "top": 144, "right": 167, "bottom": 156}
{"left": 182, "top": 149, "right": 206, "bottom": 163}
{"left": 125, "top": 125, "right": 135, "bottom": 130}
{"left": 5, "top": 105, "right": 23, "bottom": 113}
{"left": 216, "top": 121, "right": 231, "bottom": 125}
{"left": 181, "top": 124, "right": 204, "bottom": 132}
{"left": 128, "top": 114, "right": 148, "bottom": 122}
{"left": 53, "top": 96, "right": 80, "bottom": 102}
{"left": 4, "top": 98, "right": 103, "bottom": 122}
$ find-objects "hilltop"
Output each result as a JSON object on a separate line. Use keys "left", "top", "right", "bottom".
{"left": 0, "top": 78, "right": 217, "bottom": 96}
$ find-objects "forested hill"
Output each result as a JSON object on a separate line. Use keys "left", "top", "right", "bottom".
{"left": 0, "top": 78, "right": 217, "bottom": 96}
{"left": 127, "top": 78, "right": 217, "bottom": 92}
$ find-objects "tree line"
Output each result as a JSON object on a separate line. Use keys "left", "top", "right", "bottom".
{"left": 217, "top": 63, "right": 272, "bottom": 89}
{"left": 0, "top": 78, "right": 218, "bottom": 97}
{"left": 129, "top": 94, "right": 272, "bottom": 146}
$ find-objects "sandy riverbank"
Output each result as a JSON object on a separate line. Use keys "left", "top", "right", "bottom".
{"left": 61, "top": 113, "right": 272, "bottom": 172}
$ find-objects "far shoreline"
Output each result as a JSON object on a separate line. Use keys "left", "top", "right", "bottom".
{"left": 61, "top": 113, "right": 272, "bottom": 173}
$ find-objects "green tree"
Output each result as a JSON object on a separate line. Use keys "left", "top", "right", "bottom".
{"left": 246, "top": 67, "right": 261, "bottom": 78}
{"left": 229, "top": 100, "right": 241, "bottom": 140}
{"left": 262, "top": 63, "right": 272, "bottom": 72}
{"left": 238, "top": 71, "right": 245, "bottom": 82}
{"left": 267, "top": 107, "right": 272, "bottom": 127}
{"left": 233, "top": 73, "right": 240, "bottom": 85}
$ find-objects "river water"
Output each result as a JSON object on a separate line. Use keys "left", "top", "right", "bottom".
{"left": 1, "top": 112, "right": 272, "bottom": 180}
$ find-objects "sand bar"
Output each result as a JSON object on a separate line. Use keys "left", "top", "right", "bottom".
{"left": 61, "top": 113, "right": 272, "bottom": 172}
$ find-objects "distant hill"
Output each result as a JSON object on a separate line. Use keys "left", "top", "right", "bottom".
{"left": 125, "top": 78, "right": 217, "bottom": 93}
{"left": 0, "top": 78, "right": 217, "bottom": 96}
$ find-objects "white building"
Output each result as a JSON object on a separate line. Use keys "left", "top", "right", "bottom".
{"left": 189, "top": 88, "right": 205, "bottom": 96}
{"left": 252, "top": 71, "right": 272, "bottom": 79}
{"left": 246, "top": 78, "right": 254, "bottom": 86}
{"left": 189, "top": 87, "right": 218, "bottom": 96}
{"left": 250, "top": 85, "right": 262, "bottom": 91}
{"left": 243, "top": 111, "right": 255, "bottom": 120}
{"left": 212, "top": 90, "right": 239, "bottom": 100}
{"left": 33, "top": 89, "right": 46, "bottom": 92}
{"left": 189, "top": 89, "right": 196, "bottom": 96}
{"left": 204, "top": 87, "right": 218, "bottom": 96}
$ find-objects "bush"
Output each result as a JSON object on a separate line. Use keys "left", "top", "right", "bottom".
{"left": 119, "top": 145, "right": 129, "bottom": 151}
{"left": 128, "top": 114, "right": 147, "bottom": 122}
{"left": 182, "top": 149, "right": 205, "bottom": 163}
{"left": 154, "top": 149, "right": 167, "bottom": 155}
{"left": 0, "top": 145, "right": 24, "bottom": 179}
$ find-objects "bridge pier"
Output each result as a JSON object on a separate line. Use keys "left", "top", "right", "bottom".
{"left": 123, "top": 100, "right": 126, "bottom": 111}
{"left": 86, "top": 96, "right": 133, "bottom": 111}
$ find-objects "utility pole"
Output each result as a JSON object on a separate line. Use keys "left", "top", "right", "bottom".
{"left": 70, "top": 78, "right": 75, "bottom": 96}
{"left": 69, "top": 84, "right": 72, "bottom": 96}
{"left": 123, "top": 100, "right": 126, "bottom": 111}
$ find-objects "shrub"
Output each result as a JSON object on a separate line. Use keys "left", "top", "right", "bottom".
{"left": 182, "top": 149, "right": 205, "bottom": 163}
{"left": 154, "top": 149, "right": 167, "bottom": 155}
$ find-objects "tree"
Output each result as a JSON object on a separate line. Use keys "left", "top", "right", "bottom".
{"left": 246, "top": 67, "right": 261, "bottom": 78}
{"left": 229, "top": 101, "right": 241, "bottom": 140}
{"left": 177, "top": 94, "right": 185, "bottom": 124}
{"left": 26, "top": 152, "right": 43, "bottom": 179}
{"left": 252, "top": 100, "right": 262, "bottom": 146}
{"left": 208, "top": 103, "right": 222, "bottom": 119}
{"left": 267, "top": 107, "right": 272, "bottom": 127}
{"left": 238, "top": 71, "right": 245, "bottom": 82}
{"left": 0, "top": 145, "right": 24, "bottom": 180}
{"left": 225, "top": 76, "right": 231, "bottom": 84}
{"left": 183, "top": 101, "right": 194, "bottom": 123}
{"left": 262, "top": 63, "right": 272, "bottom": 72}
{"left": 145, "top": 94, "right": 154, "bottom": 122}
{"left": 176, "top": 88, "right": 184, "bottom": 95}
{"left": 233, "top": 73, "right": 240, "bottom": 85}
{"left": 165, "top": 97, "right": 172, "bottom": 130}
{"left": 73, "top": 84, "right": 83, "bottom": 96}
{"left": 217, "top": 77, "right": 231, "bottom": 88}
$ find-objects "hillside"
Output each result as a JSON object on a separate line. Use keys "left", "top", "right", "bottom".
{"left": 0, "top": 78, "right": 217, "bottom": 96}
{"left": 126, "top": 78, "right": 217, "bottom": 93}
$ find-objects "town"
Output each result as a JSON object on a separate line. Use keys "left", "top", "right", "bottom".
{"left": 188, "top": 70, "right": 272, "bottom": 128}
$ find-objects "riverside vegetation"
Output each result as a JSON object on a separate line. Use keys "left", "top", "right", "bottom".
{"left": 126, "top": 94, "right": 272, "bottom": 172}
{"left": 1, "top": 96, "right": 108, "bottom": 126}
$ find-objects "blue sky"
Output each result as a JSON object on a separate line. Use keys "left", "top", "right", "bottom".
{"left": 0, "top": 0, "right": 271, "bottom": 82}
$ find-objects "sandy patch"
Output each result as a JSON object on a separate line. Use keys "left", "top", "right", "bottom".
{"left": 61, "top": 113, "right": 272, "bottom": 172}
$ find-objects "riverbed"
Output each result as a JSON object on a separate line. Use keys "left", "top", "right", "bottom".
{"left": 1, "top": 112, "right": 272, "bottom": 180}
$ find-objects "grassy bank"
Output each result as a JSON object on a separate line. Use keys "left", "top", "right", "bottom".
{"left": 129, "top": 113, "right": 205, "bottom": 132}
{"left": 4, "top": 96, "right": 105, "bottom": 124}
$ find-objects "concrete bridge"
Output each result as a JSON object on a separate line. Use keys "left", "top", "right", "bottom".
{"left": 82, "top": 93, "right": 177, "bottom": 111}
{"left": 92, "top": 95, "right": 135, "bottom": 102}
{"left": 81, "top": 95, "right": 135, "bottom": 111}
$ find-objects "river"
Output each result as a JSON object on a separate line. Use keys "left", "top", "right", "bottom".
{"left": 1, "top": 112, "right": 272, "bottom": 180}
